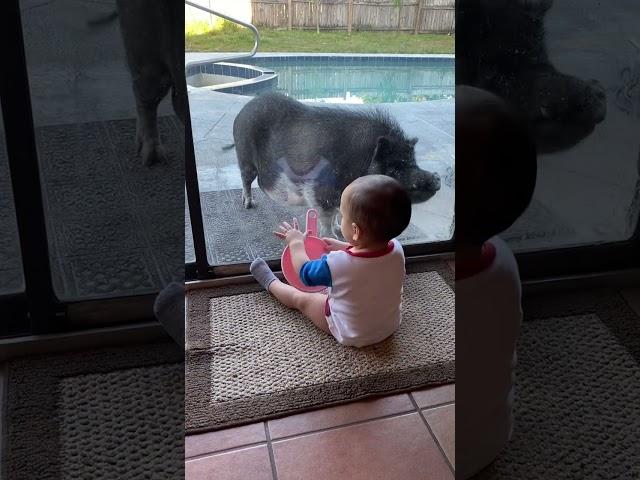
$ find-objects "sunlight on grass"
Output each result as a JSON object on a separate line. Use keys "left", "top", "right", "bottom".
{"left": 185, "top": 25, "right": 454, "bottom": 54}
{"left": 186, "top": 18, "right": 242, "bottom": 36}
{"left": 185, "top": 20, "right": 213, "bottom": 36}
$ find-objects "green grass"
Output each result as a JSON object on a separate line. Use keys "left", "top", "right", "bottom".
{"left": 185, "top": 27, "right": 454, "bottom": 54}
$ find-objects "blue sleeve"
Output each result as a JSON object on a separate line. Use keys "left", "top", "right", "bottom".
{"left": 299, "top": 255, "right": 333, "bottom": 287}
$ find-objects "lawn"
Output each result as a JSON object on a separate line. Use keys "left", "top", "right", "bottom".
{"left": 185, "top": 27, "right": 454, "bottom": 54}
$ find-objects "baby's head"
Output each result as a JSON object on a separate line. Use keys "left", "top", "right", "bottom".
{"left": 339, "top": 175, "right": 411, "bottom": 247}
{"left": 456, "top": 86, "right": 537, "bottom": 247}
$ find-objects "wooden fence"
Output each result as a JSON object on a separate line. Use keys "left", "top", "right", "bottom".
{"left": 251, "top": 0, "right": 454, "bottom": 34}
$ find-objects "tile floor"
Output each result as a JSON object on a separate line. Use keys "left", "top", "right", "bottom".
{"left": 185, "top": 384, "right": 455, "bottom": 480}
{"left": 184, "top": 286, "right": 640, "bottom": 480}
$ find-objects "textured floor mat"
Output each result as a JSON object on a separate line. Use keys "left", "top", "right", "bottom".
{"left": 185, "top": 261, "right": 454, "bottom": 433}
{"left": 185, "top": 188, "right": 429, "bottom": 265}
{"left": 35, "top": 117, "right": 183, "bottom": 301}
{"left": 472, "top": 290, "right": 640, "bottom": 479}
{"left": 0, "top": 116, "right": 183, "bottom": 301}
{"left": 2, "top": 342, "right": 184, "bottom": 480}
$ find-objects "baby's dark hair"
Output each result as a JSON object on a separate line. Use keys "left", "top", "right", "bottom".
{"left": 346, "top": 175, "right": 411, "bottom": 243}
{"left": 456, "top": 86, "right": 537, "bottom": 246}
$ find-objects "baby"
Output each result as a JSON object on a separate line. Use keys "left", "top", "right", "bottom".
{"left": 455, "top": 85, "right": 537, "bottom": 478}
{"left": 250, "top": 174, "right": 411, "bottom": 347}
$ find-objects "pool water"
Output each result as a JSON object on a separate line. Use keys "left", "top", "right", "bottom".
{"left": 241, "top": 57, "right": 454, "bottom": 104}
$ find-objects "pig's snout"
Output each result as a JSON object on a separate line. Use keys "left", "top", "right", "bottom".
{"left": 403, "top": 170, "right": 441, "bottom": 204}
{"left": 427, "top": 172, "right": 441, "bottom": 192}
{"left": 412, "top": 171, "right": 440, "bottom": 192}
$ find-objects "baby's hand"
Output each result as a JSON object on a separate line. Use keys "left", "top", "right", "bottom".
{"left": 274, "top": 218, "right": 305, "bottom": 246}
{"left": 322, "top": 237, "right": 350, "bottom": 251}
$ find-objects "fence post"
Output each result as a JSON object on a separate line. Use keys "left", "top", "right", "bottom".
{"left": 397, "top": 0, "right": 402, "bottom": 32}
{"left": 414, "top": 0, "right": 421, "bottom": 34}
{"left": 316, "top": 0, "right": 320, "bottom": 34}
{"left": 288, "top": 0, "right": 292, "bottom": 30}
{"left": 348, "top": 0, "right": 353, "bottom": 35}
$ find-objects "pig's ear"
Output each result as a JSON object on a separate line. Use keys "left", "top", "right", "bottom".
{"left": 376, "top": 136, "right": 392, "bottom": 154}
{"left": 372, "top": 136, "right": 392, "bottom": 169}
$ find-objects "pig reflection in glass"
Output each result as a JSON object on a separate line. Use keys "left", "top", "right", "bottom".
{"left": 225, "top": 92, "right": 441, "bottom": 237}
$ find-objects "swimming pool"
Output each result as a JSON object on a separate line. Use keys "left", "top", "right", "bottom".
{"left": 186, "top": 54, "right": 455, "bottom": 104}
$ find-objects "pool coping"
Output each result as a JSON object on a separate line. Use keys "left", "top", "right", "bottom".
{"left": 185, "top": 52, "right": 455, "bottom": 96}
{"left": 185, "top": 52, "right": 454, "bottom": 66}
{"left": 186, "top": 61, "right": 277, "bottom": 95}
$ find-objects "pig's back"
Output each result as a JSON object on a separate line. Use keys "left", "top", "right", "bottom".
{"left": 236, "top": 93, "right": 389, "bottom": 144}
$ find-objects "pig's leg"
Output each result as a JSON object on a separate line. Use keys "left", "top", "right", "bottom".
{"left": 331, "top": 217, "right": 344, "bottom": 240}
{"left": 315, "top": 185, "right": 341, "bottom": 237}
{"left": 317, "top": 209, "right": 332, "bottom": 237}
{"left": 132, "top": 68, "right": 172, "bottom": 166}
{"left": 237, "top": 154, "right": 257, "bottom": 209}
{"left": 169, "top": 5, "right": 187, "bottom": 125}
{"left": 240, "top": 165, "right": 257, "bottom": 209}
{"left": 318, "top": 208, "right": 341, "bottom": 238}
{"left": 235, "top": 141, "right": 258, "bottom": 208}
{"left": 170, "top": 77, "right": 188, "bottom": 125}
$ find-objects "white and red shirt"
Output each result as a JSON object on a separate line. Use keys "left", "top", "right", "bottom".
{"left": 300, "top": 238, "right": 405, "bottom": 347}
{"left": 456, "top": 236, "right": 522, "bottom": 479}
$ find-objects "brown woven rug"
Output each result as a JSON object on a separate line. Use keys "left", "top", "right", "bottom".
{"left": 472, "top": 289, "right": 640, "bottom": 479}
{"left": 3, "top": 342, "right": 184, "bottom": 479}
{"left": 186, "top": 261, "right": 454, "bottom": 433}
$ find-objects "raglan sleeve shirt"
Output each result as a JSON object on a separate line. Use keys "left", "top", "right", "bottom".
{"left": 299, "top": 255, "right": 333, "bottom": 287}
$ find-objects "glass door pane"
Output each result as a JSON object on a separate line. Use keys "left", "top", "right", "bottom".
{"left": 19, "top": 0, "right": 184, "bottom": 301}
{"left": 501, "top": 0, "right": 640, "bottom": 250}
{"left": 185, "top": 5, "right": 455, "bottom": 270}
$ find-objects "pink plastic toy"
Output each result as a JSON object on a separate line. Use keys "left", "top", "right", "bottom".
{"left": 281, "top": 209, "right": 328, "bottom": 292}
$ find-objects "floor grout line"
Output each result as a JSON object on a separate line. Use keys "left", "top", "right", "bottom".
{"left": 201, "top": 112, "right": 227, "bottom": 140}
{"left": 415, "top": 116, "right": 454, "bottom": 140}
{"left": 184, "top": 393, "right": 456, "bottom": 462}
{"left": 185, "top": 408, "right": 419, "bottom": 459}
{"left": 410, "top": 393, "right": 456, "bottom": 411}
{"left": 409, "top": 394, "right": 455, "bottom": 476}
{"left": 269, "top": 408, "right": 418, "bottom": 444}
{"left": 264, "top": 422, "right": 279, "bottom": 480}
{"left": 185, "top": 440, "right": 269, "bottom": 462}
{"left": 421, "top": 400, "right": 455, "bottom": 410}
